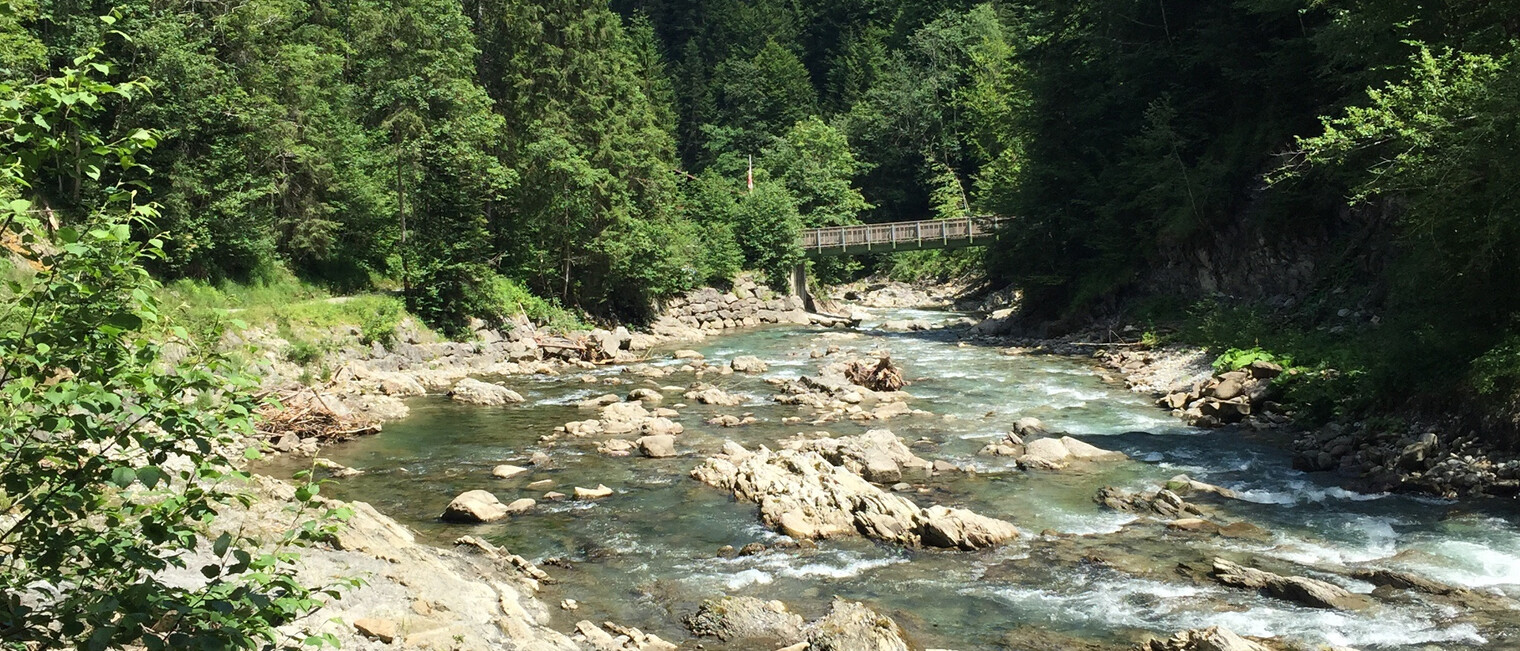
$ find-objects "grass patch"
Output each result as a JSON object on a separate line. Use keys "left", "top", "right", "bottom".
{"left": 156, "top": 269, "right": 418, "bottom": 359}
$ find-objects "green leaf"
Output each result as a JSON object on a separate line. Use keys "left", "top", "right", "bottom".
{"left": 136, "top": 466, "right": 164, "bottom": 489}
{"left": 105, "top": 313, "right": 143, "bottom": 331}
{"left": 213, "top": 531, "right": 232, "bottom": 557}
{"left": 110, "top": 466, "right": 135, "bottom": 488}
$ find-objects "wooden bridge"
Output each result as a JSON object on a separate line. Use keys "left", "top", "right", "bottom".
{"left": 798, "top": 216, "right": 1004, "bottom": 257}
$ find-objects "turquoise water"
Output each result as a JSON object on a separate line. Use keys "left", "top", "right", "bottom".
{"left": 278, "top": 308, "right": 1520, "bottom": 649}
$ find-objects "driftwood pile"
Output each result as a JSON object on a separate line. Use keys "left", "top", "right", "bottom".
{"left": 537, "top": 337, "right": 616, "bottom": 364}
{"left": 846, "top": 356, "right": 907, "bottom": 392}
{"left": 255, "top": 383, "right": 379, "bottom": 443}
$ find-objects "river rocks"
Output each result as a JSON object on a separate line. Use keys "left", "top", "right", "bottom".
{"left": 783, "top": 429, "right": 933, "bottom": 484}
{"left": 636, "top": 434, "right": 677, "bottom": 458}
{"left": 639, "top": 417, "right": 683, "bottom": 436}
{"left": 448, "top": 378, "right": 524, "bottom": 406}
{"left": 1095, "top": 486, "right": 1204, "bottom": 519}
{"left": 731, "top": 355, "right": 769, "bottom": 373}
{"left": 564, "top": 419, "right": 604, "bottom": 437}
{"left": 627, "top": 388, "right": 663, "bottom": 404}
{"left": 1209, "top": 558, "right": 1370, "bottom": 610}
{"left": 314, "top": 457, "right": 363, "bottom": 478}
{"left": 686, "top": 386, "right": 745, "bottom": 406}
{"left": 441, "top": 490, "right": 510, "bottom": 523}
{"left": 806, "top": 599, "right": 911, "bottom": 651}
{"left": 579, "top": 394, "right": 622, "bottom": 408}
{"left": 707, "top": 414, "right": 757, "bottom": 427}
{"left": 1017, "top": 436, "right": 1126, "bottom": 470}
{"left": 979, "top": 432, "right": 1025, "bottom": 457}
{"left": 1349, "top": 567, "right": 1463, "bottom": 597}
{"left": 880, "top": 319, "right": 932, "bottom": 332}
{"left": 353, "top": 617, "right": 399, "bottom": 643}
{"left": 686, "top": 596, "right": 806, "bottom": 643}
{"left": 673, "top": 349, "right": 704, "bottom": 360}
{"left": 1152, "top": 362, "right": 1282, "bottom": 428}
{"left": 1164, "top": 474, "right": 1240, "bottom": 499}
{"left": 574, "top": 620, "right": 678, "bottom": 651}
{"left": 598, "top": 439, "right": 634, "bottom": 456}
{"left": 1013, "top": 417, "right": 1049, "bottom": 439}
{"left": 575, "top": 484, "right": 614, "bottom": 499}
{"left": 378, "top": 374, "right": 426, "bottom": 397}
{"left": 691, "top": 442, "right": 1016, "bottom": 549}
{"left": 492, "top": 464, "right": 530, "bottom": 479}
{"left": 1140, "top": 627, "right": 1273, "bottom": 651}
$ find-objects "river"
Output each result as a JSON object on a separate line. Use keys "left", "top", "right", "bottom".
{"left": 288, "top": 307, "right": 1520, "bottom": 649}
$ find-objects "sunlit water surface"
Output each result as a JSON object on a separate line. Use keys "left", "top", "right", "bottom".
{"left": 271, "top": 308, "right": 1520, "bottom": 649}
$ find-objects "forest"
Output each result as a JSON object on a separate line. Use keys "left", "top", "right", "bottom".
{"left": 3, "top": 0, "right": 1520, "bottom": 427}
{"left": 7, "top": 1, "right": 1520, "bottom": 648}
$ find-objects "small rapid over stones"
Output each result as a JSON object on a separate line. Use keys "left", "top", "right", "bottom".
{"left": 272, "top": 306, "right": 1520, "bottom": 650}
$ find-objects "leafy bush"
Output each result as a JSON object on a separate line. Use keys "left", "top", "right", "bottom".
{"left": 1212, "top": 347, "right": 1292, "bottom": 373}
{"left": 0, "top": 48, "right": 344, "bottom": 650}
{"left": 733, "top": 180, "right": 804, "bottom": 289}
{"left": 358, "top": 297, "right": 404, "bottom": 345}
{"left": 488, "top": 274, "right": 584, "bottom": 332}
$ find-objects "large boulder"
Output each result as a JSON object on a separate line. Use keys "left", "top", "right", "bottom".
{"left": 731, "top": 356, "right": 769, "bottom": 374}
{"left": 448, "top": 378, "right": 524, "bottom": 406}
{"left": 686, "top": 596, "right": 805, "bottom": 643}
{"left": 637, "top": 435, "right": 677, "bottom": 458}
{"left": 440, "top": 490, "right": 509, "bottom": 523}
{"left": 1094, "top": 486, "right": 1203, "bottom": 519}
{"left": 1141, "top": 627, "right": 1273, "bottom": 651}
{"left": 1017, "top": 436, "right": 1125, "bottom": 470}
{"left": 805, "top": 600, "right": 910, "bottom": 651}
{"left": 687, "top": 387, "right": 746, "bottom": 406}
{"left": 628, "top": 388, "right": 663, "bottom": 404}
{"left": 1018, "top": 438, "right": 1074, "bottom": 470}
{"left": 1210, "top": 558, "right": 1370, "bottom": 610}
{"left": 784, "top": 429, "right": 932, "bottom": 484}
{"left": 691, "top": 443, "right": 1016, "bottom": 550}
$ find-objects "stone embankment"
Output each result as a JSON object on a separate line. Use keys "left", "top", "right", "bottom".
{"left": 828, "top": 280, "right": 960, "bottom": 309}
{"left": 653, "top": 279, "right": 853, "bottom": 338}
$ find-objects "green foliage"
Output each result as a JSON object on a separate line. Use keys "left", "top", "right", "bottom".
{"left": 732, "top": 180, "right": 804, "bottom": 289}
{"left": 706, "top": 38, "right": 818, "bottom": 164}
{"left": 487, "top": 273, "right": 585, "bottom": 332}
{"left": 0, "top": 48, "right": 345, "bottom": 650}
{"left": 478, "top": 0, "right": 699, "bottom": 316}
{"left": 680, "top": 171, "right": 745, "bottom": 284}
{"left": 762, "top": 117, "right": 870, "bottom": 283}
{"left": 884, "top": 248, "right": 983, "bottom": 283}
{"left": 1470, "top": 336, "right": 1520, "bottom": 398}
{"left": 1211, "top": 347, "right": 1291, "bottom": 374}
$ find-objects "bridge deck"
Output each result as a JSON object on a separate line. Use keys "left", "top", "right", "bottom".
{"left": 798, "top": 216, "right": 1003, "bottom": 257}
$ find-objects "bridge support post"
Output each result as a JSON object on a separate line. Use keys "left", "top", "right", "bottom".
{"left": 789, "top": 263, "right": 816, "bottom": 313}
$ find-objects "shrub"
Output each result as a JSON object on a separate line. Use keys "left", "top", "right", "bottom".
{"left": 1212, "top": 347, "right": 1292, "bottom": 373}
{"left": 0, "top": 49, "right": 346, "bottom": 650}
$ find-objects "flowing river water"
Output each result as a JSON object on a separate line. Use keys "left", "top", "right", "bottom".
{"left": 280, "top": 307, "right": 1520, "bottom": 649}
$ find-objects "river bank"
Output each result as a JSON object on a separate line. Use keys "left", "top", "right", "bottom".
{"left": 240, "top": 280, "right": 1520, "bottom": 650}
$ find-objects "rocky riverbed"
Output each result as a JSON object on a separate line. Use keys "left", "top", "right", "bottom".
{"left": 248, "top": 292, "right": 1520, "bottom": 650}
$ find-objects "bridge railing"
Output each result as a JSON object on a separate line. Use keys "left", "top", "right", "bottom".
{"left": 798, "top": 216, "right": 1003, "bottom": 253}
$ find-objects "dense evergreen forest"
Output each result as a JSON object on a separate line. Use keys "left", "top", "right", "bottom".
{"left": 4, "top": 0, "right": 1520, "bottom": 434}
